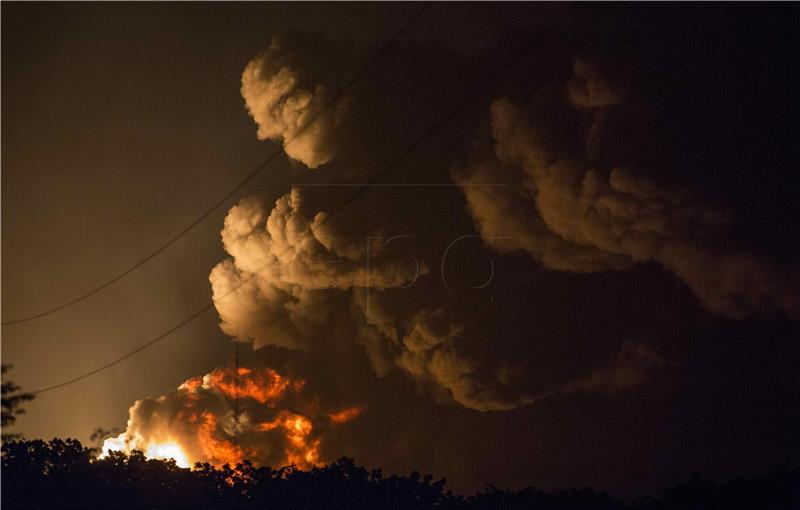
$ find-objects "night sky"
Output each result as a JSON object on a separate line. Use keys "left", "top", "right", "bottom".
{"left": 2, "top": 2, "right": 800, "bottom": 499}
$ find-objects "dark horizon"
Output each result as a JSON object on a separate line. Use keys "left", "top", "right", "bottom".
{"left": 3, "top": 437, "right": 800, "bottom": 509}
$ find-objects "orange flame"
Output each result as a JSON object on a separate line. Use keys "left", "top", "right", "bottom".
{"left": 256, "top": 411, "right": 319, "bottom": 469}
{"left": 101, "top": 365, "right": 362, "bottom": 472}
{"left": 328, "top": 406, "right": 364, "bottom": 423}
{"left": 205, "top": 366, "right": 294, "bottom": 405}
{"left": 178, "top": 376, "right": 202, "bottom": 393}
{"left": 197, "top": 411, "right": 238, "bottom": 467}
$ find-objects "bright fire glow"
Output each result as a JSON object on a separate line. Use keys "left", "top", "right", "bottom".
{"left": 100, "top": 366, "right": 364, "bottom": 471}
{"left": 256, "top": 411, "right": 319, "bottom": 468}
{"left": 145, "top": 442, "right": 191, "bottom": 468}
{"left": 207, "top": 367, "right": 294, "bottom": 405}
{"left": 100, "top": 435, "right": 192, "bottom": 469}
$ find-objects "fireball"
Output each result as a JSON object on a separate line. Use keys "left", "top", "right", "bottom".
{"left": 101, "top": 365, "right": 362, "bottom": 470}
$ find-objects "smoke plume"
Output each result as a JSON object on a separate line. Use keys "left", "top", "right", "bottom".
{"left": 240, "top": 32, "right": 358, "bottom": 169}
{"left": 206, "top": 44, "right": 684, "bottom": 412}
{"left": 107, "top": 25, "right": 799, "bottom": 477}
{"left": 453, "top": 59, "right": 800, "bottom": 320}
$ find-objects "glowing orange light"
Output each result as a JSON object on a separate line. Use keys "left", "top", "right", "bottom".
{"left": 145, "top": 443, "right": 191, "bottom": 468}
{"left": 206, "top": 366, "right": 295, "bottom": 405}
{"left": 197, "top": 411, "right": 238, "bottom": 467}
{"left": 328, "top": 406, "right": 364, "bottom": 423}
{"left": 256, "top": 411, "right": 319, "bottom": 469}
{"left": 100, "top": 435, "right": 192, "bottom": 469}
{"left": 101, "top": 366, "right": 363, "bottom": 473}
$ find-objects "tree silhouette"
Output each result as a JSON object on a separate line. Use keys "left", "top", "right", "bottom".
{"left": 87, "top": 426, "right": 123, "bottom": 456}
{"left": 3, "top": 437, "right": 798, "bottom": 510}
{"left": 1, "top": 365, "right": 34, "bottom": 441}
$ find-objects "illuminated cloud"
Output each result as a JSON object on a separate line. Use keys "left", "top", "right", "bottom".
{"left": 210, "top": 190, "right": 420, "bottom": 350}
{"left": 209, "top": 40, "right": 682, "bottom": 414}
{"left": 453, "top": 60, "right": 800, "bottom": 321}
{"left": 241, "top": 32, "right": 351, "bottom": 168}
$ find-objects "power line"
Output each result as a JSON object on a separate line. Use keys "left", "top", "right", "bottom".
{"left": 27, "top": 304, "right": 214, "bottom": 395}
{"left": 1, "top": 2, "right": 431, "bottom": 328}
{"left": 25, "top": 3, "right": 577, "bottom": 396}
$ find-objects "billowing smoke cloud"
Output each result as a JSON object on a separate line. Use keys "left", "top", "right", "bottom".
{"left": 103, "top": 365, "right": 363, "bottom": 469}
{"left": 208, "top": 188, "right": 538, "bottom": 411}
{"left": 207, "top": 37, "right": 683, "bottom": 414}
{"left": 209, "top": 191, "right": 420, "bottom": 351}
{"left": 452, "top": 59, "right": 800, "bottom": 320}
{"left": 353, "top": 302, "right": 536, "bottom": 412}
{"left": 209, "top": 182, "right": 668, "bottom": 411}
{"left": 241, "top": 31, "right": 353, "bottom": 169}
{"left": 231, "top": 33, "right": 791, "bottom": 412}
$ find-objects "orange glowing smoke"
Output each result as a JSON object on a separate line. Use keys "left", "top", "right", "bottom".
{"left": 207, "top": 367, "right": 297, "bottom": 405}
{"left": 197, "top": 411, "right": 238, "bottom": 467}
{"left": 101, "top": 365, "right": 363, "bottom": 471}
{"left": 328, "top": 406, "right": 364, "bottom": 423}
{"left": 257, "top": 411, "right": 319, "bottom": 468}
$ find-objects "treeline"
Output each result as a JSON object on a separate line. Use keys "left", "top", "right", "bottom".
{"left": 2, "top": 439, "right": 798, "bottom": 510}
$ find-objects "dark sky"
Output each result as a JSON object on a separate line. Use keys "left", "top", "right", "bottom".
{"left": 3, "top": 2, "right": 800, "bottom": 499}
